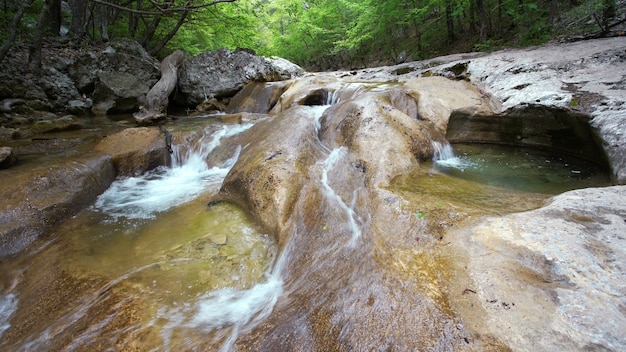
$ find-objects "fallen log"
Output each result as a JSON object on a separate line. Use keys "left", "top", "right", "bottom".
{"left": 134, "top": 50, "right": 184, "bottom": 125}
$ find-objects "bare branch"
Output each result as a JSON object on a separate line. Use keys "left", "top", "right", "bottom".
{"left": 92, "top": 0, "right": 237, "bottom": 16}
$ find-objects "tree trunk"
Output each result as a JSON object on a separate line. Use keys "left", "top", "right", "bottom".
{"left": 445, "top": 0, "right": 455, "bottom": 42}
{"left": 49, "top": 0, "right": 62, "bottom": 35}
{"left": 129, "top": 0, "right": 141, "bottom": 37}
{"left": 134, "top": 50, "right": 185, "bottom": 125}
{"left": 549, "top": 0, "right": 559, "bottom": 24}
{"left": 28, "top": 0, "right": 53, "bottom": 72}
{"left": 0, "top": 0, "right": 35, "bottom": 64}
{"left": 141, "top": 16, "right": 161, "bottom": 48}
{"left": 69, "top": 0, "right": 88, "bottom": 37}
{"left": 476, "top": 0, "right": 488, "bottom": 42}
{"left": 468, "top": 0, "right": 477, "bottom": 34}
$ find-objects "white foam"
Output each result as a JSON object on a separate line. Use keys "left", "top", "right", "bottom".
{"left": 157, "top": 234, "right": 292, "bottom": 352}
{"left": 432, "top": 141, "right": 473, "bottom": 171}
{"left": 94, "top": 124, "right": 252, "bottom": 219}
{"left": 0, "top": 293, "right": 18, "bottom": 339}
{"left": 320, "top": 147, "right": 364, "bottom": 246}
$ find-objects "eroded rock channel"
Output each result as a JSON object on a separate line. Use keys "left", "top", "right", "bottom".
{"left": 1, "top": 37, "right": 625, "bottom": 351}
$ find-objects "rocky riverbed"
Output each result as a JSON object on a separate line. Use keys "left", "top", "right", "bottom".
{"left": 0, "top": 37, "right": 625, "bottom": 351}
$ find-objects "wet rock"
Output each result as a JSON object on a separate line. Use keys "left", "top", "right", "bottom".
{"left": 226, "top": 81, "right": 292, "bottom": 114}
{"left": 404, "top": 76, "right": 495, "bottom": 133}
{"left": 269, "top": 75, "right": 344, "bottom": 113}
{"left": 220, "top": 106, "right": 313, "bottom": 238}
{"left": 446, "top": 105, "right": 609, "bottom": 167}
{"left": 208, "top": 233, "right": 227, "bottom": 245}
{"left": 0, "top": 99, "right": 25, "bottom": 113}
{"left": 31, "top": 115, "right": 83, "bottom": 134}
{"left": 0, "top": 147, "right": 17, "bottom": 169}
{"left": 447, "top": 185, "right": 626, "bottom": 351}
{"left": 223, "top": 88, "right": 488, "bottom": 352}
{"left": 37, "top": 67, "right": 83, "bottom": 111}
{"left": 0, "top": 127, "right": 21, "bottom": 141}
{"left": 457, "top": 37, "right": 625, "bottom": 182}
{"left": 176, "top": 48, "right": 302, "bottom": 107}
{"left": 364, "top": 37, "right": 625, "bottom": 182}
{"left": 66, "top": 98, "right": 93, "bottom": 115}
{"left": 93, "top": 127, "right": 169, "bottom": 176}
{"left": 0, "top": 155, "right": 115, "bottom": 257}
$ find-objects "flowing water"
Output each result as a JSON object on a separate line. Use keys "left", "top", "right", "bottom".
{"left": 0, "top": 106, "right": 615, "bottom": 350}
{"left": 431, "top": 142, "right": 611, "bottom": 195}
{"left": 0, "top": 121, "right": 282, "bottom": 351}
{"left": 320, "top": 147, "right": 365, "bottom": 247}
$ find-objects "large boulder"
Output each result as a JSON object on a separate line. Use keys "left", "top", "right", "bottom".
{"left": 447, "top": 185, "right": 626, "bottom": 351}
{"left": 175, "top": 48, "right": 303, "bottom": 107}
{"left": 0, "top": 57, "right": 83, "bottom": 113}
{"left": 0, "top": 146, "right": 17, "bottom": 169}
{"left": 431, "top": 37, "right": 626, "bottom": 183}
{"left": 226, "top": 81, "right": 292, "bottom": 114}
{"left": 68, "top": 40, "right": 160, "bottom": 115}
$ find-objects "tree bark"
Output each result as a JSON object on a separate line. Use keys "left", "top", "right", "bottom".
{"left": 445, "top": 0, "right": 455, "bottom": 42}
{"left": 28, "top": 0, "right": 53, "bottom": 72}
{"left": 134, "top": 50, "right": 185, "bottom": 125}
{"left": 49, "top": 0, "right": 63, "bottom": 35}
{"left": 69, "top": 0, "right": 88, "bottom": 37}
{"left": 476, "top": 0, "right": 488, "bottom": 43}
{"left": 148, "top": 9, "right": 189, "bottom": 56}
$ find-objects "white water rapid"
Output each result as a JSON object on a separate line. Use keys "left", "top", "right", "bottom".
{"left": 431, "top": 141, "right": 473, "bottom": 170}
{"left": 156, "top": 234, "right": 293, "bottom": 352}
{"left": 94, "top": 123, "right": 253, "bottom": 219}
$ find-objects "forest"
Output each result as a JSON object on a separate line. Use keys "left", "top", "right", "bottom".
{"left": 0, "top": 0, "right": 623, "bottom": 71}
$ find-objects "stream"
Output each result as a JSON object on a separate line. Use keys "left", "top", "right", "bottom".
{"left": 0, "top": 104, "right": 614, "bottom": 351}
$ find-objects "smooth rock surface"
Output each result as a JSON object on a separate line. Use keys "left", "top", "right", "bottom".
{"left": 0, "top": 155, "right": 115, "bottom": 257}
{"left": 447, "top": 185, "right": 626, "bottom": 351}
{"left": 93, "top": 127, "right": 169, "bottom": 176}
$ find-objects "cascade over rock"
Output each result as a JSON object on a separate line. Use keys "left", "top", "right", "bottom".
{"left": 0, "top": 38, "right": 624, "bottom": 352}
{"left": 93, "top": 127, "right": 169, "bottom": 176}
{"left": 214, "top": 76, "right": 499, "bottom": 350}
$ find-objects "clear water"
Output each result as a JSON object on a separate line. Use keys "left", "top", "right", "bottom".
{"left": 0, "top": 122, "right": 282, "bottom": 351}
{"left": 432, "top": 143, "right": 612, "bottom": 194}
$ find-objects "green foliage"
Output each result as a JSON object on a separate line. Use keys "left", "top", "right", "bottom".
{"left": 474, "top": 38, "right": 504, "bottom": 52}
{"left": 0, "top": 0, "right": 44, "bottom": 42}
{"left": 164, "top": 0, "right": 264, "bottom": 55}
{"left": 1, "top": 0, "right": 618, "bottom": 68}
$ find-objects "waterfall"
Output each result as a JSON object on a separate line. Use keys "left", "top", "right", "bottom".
{"left": 93, "top": 123, "right": 253, "bottom": 219}
{"left": 431, "top": 141, "right": 472, "bottom": 171}
{"left": 326, "top": 89, "right": 339, "bottom": 105}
